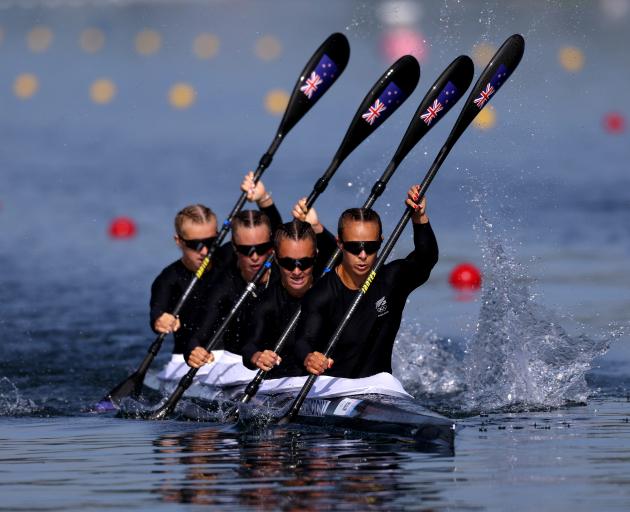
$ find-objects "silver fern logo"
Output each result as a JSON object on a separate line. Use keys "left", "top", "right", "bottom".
{"left": 375, "top": 296, "right": 388, "bottom": 316}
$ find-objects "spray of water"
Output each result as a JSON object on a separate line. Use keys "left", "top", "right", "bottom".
{"left": 461, "top": 213, "right": 610, "bottom": 412}
{"left": 0, "top": 377, "right": 39, "bottom": 416}
{"left": 394, "top": 181, "right": 614, "bottom": 414}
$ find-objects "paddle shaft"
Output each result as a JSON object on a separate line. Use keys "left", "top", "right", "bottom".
{"left": 282, "top": 145, "right": 449, "bottom": 422}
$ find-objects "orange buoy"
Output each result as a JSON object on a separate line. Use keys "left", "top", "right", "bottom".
{"left": 603, "top": 112, "right": 626, "bottom": 134}
{"left": 449, "top": 263, "right": 482, "bottom": 290}
{"left": 109, "top": 217, "right": 137, "bottom": 239}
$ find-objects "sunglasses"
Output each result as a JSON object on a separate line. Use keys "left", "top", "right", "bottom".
{"left": 277, "top": 256, "right": 315, "bottom": 271}
{"left": 341, "top": 240, "right": 382, "bottom": 256}
{"left": 179, "top": 236, "right": 217, "bottom": 251}
{"left": 233, "top": 241, "right": 273, "bottom": 257}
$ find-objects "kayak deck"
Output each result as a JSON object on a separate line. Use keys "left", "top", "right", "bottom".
{"left": 133, "top": 371, "right": 456, "bottom": 448}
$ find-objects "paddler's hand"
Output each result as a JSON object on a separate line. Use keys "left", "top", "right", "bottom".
{"left": 251, "top": 350, "right": 282, "bottom": 372}
{"left": 154, "top": 313, "right": 181, "bottom": 334}
{"left": 406, "top": 185, "right": 429, "bottom": 224}
{"left": 241, "top": 171, "right": 272, "bottom": 207}
{"left": 304, "top": 351, "right": 334, "bottom": 376}
{"left": 292, "top": 198, "right": 323, "bottom": 233}
{"left": 187, "top": 347, "right": 215, "bottom": 368}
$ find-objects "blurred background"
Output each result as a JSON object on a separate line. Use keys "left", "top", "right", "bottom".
{"left": 1, "top": 0, "right": 629, "bottom": 405}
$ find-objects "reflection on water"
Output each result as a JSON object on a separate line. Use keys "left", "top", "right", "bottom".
{"left": 1, "top": 401, "right": 630, "bottom": 511}
{"left": 152, "top": 425, "right": 453, "bottom": 509}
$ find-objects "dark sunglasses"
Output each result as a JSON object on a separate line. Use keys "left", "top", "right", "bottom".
{"left": 179, "top": 236, "right": 217, "bottom": 251}
{"left": 277, "top": 256, "right": 315, "bottom": 271}
{"left": 234, "top": 241, "right": 273, "bottom": 257}
{"left": 341, "top": 240, "right": 382, "bottom": 256}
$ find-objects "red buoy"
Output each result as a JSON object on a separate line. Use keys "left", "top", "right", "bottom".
{"left": 109, "top": 217, "right": 137, "bottom": 239}
{"left": 449, "top": 263, "right": 482, "bottom": 291}
{"left": 603, "top": 112, "right": 626, "bottom": 134}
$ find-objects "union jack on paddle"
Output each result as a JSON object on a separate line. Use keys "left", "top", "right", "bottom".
{"left": 299, "top": 54, "right": 338, "bottom": 101}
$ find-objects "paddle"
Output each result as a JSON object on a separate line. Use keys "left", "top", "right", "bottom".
{"left": 238, "top": 55, "right": 475, "bottom": 406}
{"left": 279, "top": 34, "right": 525, "bottom": 424}
{"left": 101, "top": 33, "right": 350, "bottom": 406}
{"left": 145, "top": 54, "right": 420, "bottom": 420}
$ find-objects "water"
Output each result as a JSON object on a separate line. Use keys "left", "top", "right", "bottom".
{"left": 2, "top": 0, "right": 630, "bottom": 510}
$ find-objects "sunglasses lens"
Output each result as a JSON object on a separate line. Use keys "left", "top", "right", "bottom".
{"left": 363, "top": 241, "right": 381, "bottom": 254}
{"left": 278, "top": 257, "right": 315, "bottom": 271}
{"left": 342, "top": 241, "right": 381, "bottom": 255}
{"left": 182, "top": 236, "right": 216, "bottom": 251}
{"left": 235, "top": 241, "right": 272, "bottom": 256}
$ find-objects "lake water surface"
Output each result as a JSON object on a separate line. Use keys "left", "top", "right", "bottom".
{"left": 1, "top": 1, "right": 629, "bottom": 510}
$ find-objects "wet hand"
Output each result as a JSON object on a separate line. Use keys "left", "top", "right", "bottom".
{"left": 252, "top": 350, "right": 282, "bottom": 372}
{"left": 405, "top": 185, "right": 428, "bottom": 223}
{"left": 304, "top": 351, "right": 334, "bottom": 376}
{"left": 241, "top": 171, "right": 267, "bottom": 203}
{"left": 292, "top": 198, "right": 323, "bottom": 233}
{"left": 154, "top": 313, "right": 180, "bottom": 334}
{"left": 187, "top": 347, "right": 215, "bottom": 368}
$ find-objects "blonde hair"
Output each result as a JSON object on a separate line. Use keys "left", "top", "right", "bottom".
{"left": 174, "top": 204, "right": 216, "bottom": 237}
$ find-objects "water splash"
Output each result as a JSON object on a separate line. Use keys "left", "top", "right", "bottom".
{"left": 457, "top": 192, "right": 612, "bottom": 412}
{"left": 393, "top": 328, "right": 466, "bottom": 399}
{"left": 0, "top": 377, "right": 39, "bottom": 416}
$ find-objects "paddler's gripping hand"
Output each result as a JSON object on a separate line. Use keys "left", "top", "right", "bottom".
{"left": 304, "top": 351, "right": 334, "bottom": 376}
{"left": 241, "top": 171, "right": 273, "bottom": 208}
{"left": 251, "top": 350, "right": 282, "bottom": 372}
{"left": 154, "top": 313, "right": 181, "bottom": 334}
{"left": 187, "top": 347, "right": 215, "bottom": 368}
{"left": 292, "top": 198, "right": 324, "bottom": 234}
{"left": 405, "top": 185, "right": 429, "bottom": 224}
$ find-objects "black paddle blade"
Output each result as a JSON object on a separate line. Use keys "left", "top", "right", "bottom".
{"left": 333, "top": 54, "right": 421, "bottom": 165}
{"left": 278, "top": 33, "right": 350, "bottom": 137}
{"left": 446, "top": 34, "right": 525, "bottom": 147}
{"left": 390, "top": 55, "right": 475, "bottom": 168}
{"left": 104, "top": 371, "right": 143, "bottom": 404}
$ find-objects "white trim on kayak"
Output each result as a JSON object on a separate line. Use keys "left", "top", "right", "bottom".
{"left": 157, "top": 351, "right": 258, "bottom": 385}
{"left": 156, "top": 352, "right": 413, "bottom": 400}
{"left": 258, "top": 373, "right": 413, "bottom": 399}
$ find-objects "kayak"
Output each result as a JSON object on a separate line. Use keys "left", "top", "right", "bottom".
{"left": 145, "top": 358, "right": 455, "bottom": 448}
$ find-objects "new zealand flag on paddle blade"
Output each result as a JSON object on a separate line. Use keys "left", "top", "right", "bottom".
{"left": 420, "top": 81, "right": 459, "bottom": 126}
{"left": 474, "top": 64, "right": 509, "bottom": 109}
{"left": 300, "top": 54, "right": 338, "bottom": 101}
{"left": 361, "top": 82, "right": 404, "bottom": 127}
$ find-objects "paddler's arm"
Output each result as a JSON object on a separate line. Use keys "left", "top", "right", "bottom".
{"left": 241, "top": 300, "right": 282, "bottom": 371}
{"left": 294, "top": 286, "right": 334, "bottom": 376}
{"left": 241, "top": 171, "right": 282, "bottom": 232}
{"left": 184, "top": 279, "right": 232, "bottom": 367}
{"left": 149, "top": 269, "right": 181, "bottom": 334}
{"left": 399, "top": 187, "right": 438, "bottom": 290}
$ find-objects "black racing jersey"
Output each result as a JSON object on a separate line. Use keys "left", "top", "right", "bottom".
{"left": 149, "top": 243, "right": 232, "bottom": 354}
{"left": 294, "top": 222, "right": 438, "bottom": 379}
{"left": 240, "top": 229, "right": 337, "bottom": 378}
{"left": 185, "top": 257, "right": 280, "bottom": 358}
